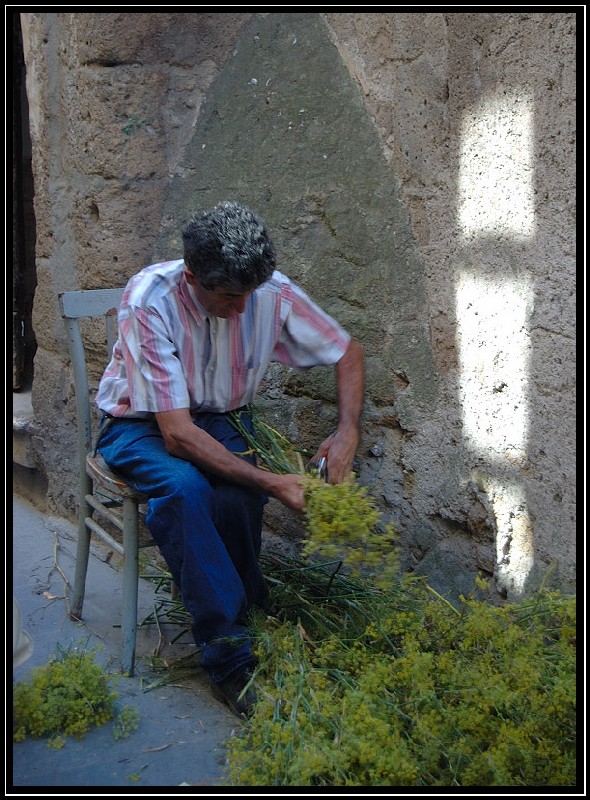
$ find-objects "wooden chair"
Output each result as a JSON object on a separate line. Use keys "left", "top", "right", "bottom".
{"left": 58, "top": 288, "right": 151, "bottom": 676}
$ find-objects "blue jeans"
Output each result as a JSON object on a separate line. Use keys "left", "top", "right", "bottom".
{"left": 96, "top": 410, "right": 268, "bottom": 683}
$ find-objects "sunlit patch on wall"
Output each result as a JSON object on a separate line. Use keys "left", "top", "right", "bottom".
{"left": 456, "top": 272, "right": 532, "bottom": 462}
{"left": 485, "top": 477, "right": 534, "bottom": 595}
{"left": 458, "top": 94, "right": 535, "bottom": 240}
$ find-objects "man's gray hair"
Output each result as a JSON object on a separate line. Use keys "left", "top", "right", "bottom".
{"left": 182, "top": 201, "right": 276, "bottom": 291}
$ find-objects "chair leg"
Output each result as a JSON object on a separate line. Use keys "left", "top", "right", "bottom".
{"left": 70, "top": 499, "right": 92, "bottom": 622}
{"left": 121, "top": 498, "right": 139, "bottom": 676}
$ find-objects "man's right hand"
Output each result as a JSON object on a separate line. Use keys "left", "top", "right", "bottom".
{"left": 270, "top": 472, "right": 306, "bottom": 513}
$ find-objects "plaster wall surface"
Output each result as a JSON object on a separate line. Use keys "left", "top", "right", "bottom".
{"left": 19, "top": 11, "right": 577, "bottom": 601}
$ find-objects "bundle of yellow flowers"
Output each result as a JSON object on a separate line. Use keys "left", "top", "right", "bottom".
{"left": 229, "top": 407, "right": 399, "bottom": 589}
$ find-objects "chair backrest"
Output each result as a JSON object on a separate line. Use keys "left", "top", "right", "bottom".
{"left": 58, "top": 288, "right": 124, "bottom": 476}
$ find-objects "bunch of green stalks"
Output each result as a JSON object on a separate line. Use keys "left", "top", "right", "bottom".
{"left": 228, "top": 407, "right": 311, "bottom": 475}
{"left": 257, "top": 550, "right": 400, "bottom": 643}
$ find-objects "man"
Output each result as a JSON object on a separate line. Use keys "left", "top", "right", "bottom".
{"left": 95, "top": 201, "right": 364, "bottom": 717}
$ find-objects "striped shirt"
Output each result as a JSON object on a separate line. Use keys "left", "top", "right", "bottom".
{"left": 96, "top": 259, "right": 351, "bottom": 418}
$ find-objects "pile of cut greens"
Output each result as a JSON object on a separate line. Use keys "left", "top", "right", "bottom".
{"left": 138, "top": 407, "right": 576, "bottom": 786}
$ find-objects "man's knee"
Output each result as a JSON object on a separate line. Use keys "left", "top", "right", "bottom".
{"left": 157, "top": 461, "right": 213, "bottom": 505}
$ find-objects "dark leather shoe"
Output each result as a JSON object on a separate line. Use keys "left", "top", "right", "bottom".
{"left": 211, "top": 667, "right": 256, "bottom": 718}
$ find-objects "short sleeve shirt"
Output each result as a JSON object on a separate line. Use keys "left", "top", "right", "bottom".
{"left": 95, "top": 260, "right": 351, "bottom": 417}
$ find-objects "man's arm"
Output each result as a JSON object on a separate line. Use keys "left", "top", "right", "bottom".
{"left": 155, "top": 408, "right": 306, "bottom": 511}
{"left": 315, "top": 337, "right": 365, "bottom": 484}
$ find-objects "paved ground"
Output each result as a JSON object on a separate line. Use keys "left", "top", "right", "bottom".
{"left": 10, "top": 493, "right": 244, "bottom": 792}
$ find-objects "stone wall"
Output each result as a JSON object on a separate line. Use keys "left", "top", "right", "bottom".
{"left": 19, "top": 11, "right": 577, "bottom": 601}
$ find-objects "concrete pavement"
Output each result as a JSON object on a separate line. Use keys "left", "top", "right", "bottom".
{"left": 10, "top": 493, "right": 243, "bottom": 791}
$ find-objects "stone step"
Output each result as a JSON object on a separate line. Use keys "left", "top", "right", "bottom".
{"left": 13, "top": 391, "right": 36, "bottom": 468}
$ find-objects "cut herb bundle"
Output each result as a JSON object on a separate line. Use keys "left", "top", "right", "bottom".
{"left": 228, "top": 406, "right": 399, "bottom": 587}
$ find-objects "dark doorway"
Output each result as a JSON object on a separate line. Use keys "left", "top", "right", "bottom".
{"left": 12, "top": 11, "right": 37, "bottom": 392}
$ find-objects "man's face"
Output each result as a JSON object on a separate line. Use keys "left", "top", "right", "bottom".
{"left": 184, "top": 269, "right": 253, "bottom": 319}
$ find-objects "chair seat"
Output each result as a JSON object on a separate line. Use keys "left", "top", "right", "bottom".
{"left": 86, "top": 453, "right": 147, "bottom": 501}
